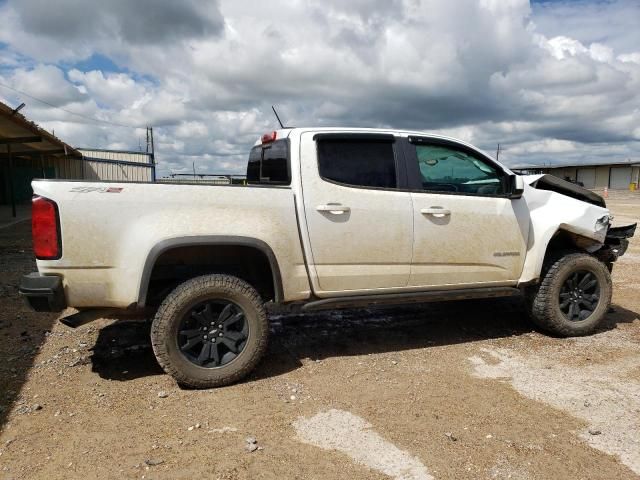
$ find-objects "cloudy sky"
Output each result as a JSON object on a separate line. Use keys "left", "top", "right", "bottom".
{"left": 0, "top": 0, "right": 638, "bottom": 176}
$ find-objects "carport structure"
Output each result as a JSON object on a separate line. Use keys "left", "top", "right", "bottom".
{"left": 0, "top": 101, "right": 82, "bottom": 217}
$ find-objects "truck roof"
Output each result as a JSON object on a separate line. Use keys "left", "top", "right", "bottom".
{"left": 253, "top": 127, "right": 502, "bottom": 167}
{"left": 259, "top": 126, "right": 467, "bottom": 142}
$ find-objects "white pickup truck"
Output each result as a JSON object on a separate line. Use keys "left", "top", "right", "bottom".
{"left": 20, "top": 128, "right": 635, "bottom": 388}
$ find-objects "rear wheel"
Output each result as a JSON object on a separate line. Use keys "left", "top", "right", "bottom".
{"left": 525, "top": 252, "right": 612, "bottom": 336}
{"left": 151, "top": 274, "right": 268, "bottom": 388}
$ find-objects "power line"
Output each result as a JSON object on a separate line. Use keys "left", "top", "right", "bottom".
{"left": 0, "top": 81, "right": 143, "bottom": 129}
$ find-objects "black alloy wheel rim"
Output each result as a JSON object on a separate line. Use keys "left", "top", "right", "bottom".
{"left": 177, "top": 300, "right": 249, "bottom": 368}
{"left": 559, "top": 270, "right": 600, "bottom": 322}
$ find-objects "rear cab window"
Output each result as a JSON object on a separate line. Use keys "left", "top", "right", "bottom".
{"left": 246, "top": 139, "right": 290, "bottom": 185}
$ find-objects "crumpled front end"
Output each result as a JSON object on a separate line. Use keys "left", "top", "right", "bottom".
{"left": 523, "top": 174, "right": 636, "bottom": 262}
{"left": 597, "top": 223, "right": 637, "bottom": 263}
{"left": 518, "top": 175, "right": 636, "bottom": 284}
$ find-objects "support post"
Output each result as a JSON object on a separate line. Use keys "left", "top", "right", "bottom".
{"left": 8, "top": 144, "right": 16, "bottom": 218}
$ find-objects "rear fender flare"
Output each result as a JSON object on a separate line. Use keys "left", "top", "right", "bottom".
{"left": 137, "top": 236, "right": 283, "bottom": 307}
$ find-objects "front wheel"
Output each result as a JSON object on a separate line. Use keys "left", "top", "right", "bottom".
{"left": 151, "top": 274, "right": 269, "bottom": 388}
{"left": 525, "top": 252, "right": 612, "bottom": 336}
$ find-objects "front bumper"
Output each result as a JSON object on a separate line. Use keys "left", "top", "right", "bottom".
{"left": 19, "top": 273, "right": 66, "bottom": 312}
{"left": 596, "top": 223, "right": 637, "bottom": 263}
{"left": 606, "top": 223, "right": 637, "bottom": 258}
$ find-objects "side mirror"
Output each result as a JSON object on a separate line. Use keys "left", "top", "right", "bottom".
{"left": 509, "top": 174, "right": 524, "bottom": 199}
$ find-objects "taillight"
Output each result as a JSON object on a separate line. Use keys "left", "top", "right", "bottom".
{"left": 261, "top": 131, "right": 277, "bottom": 144}
{"left": 32, "top": 196, "right": 61, "bottom": 260}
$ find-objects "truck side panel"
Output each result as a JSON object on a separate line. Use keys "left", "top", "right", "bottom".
{"left": 32, "top": 181, "right": 311, "bottom": 308}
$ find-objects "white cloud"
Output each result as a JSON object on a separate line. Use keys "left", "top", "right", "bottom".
{"left": 0, "top": 0, "right": 638, "bottom": 176}
{"left": 67, "top": 70, "right": 148, "bottom": 109}
{"left": 2, "top": 64, "right": 85, "bottom": 106}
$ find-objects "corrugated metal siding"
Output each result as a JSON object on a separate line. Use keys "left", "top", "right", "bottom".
{"left": 78, "top": 148, "right": 154, "bottom": 182}
{"left": 543, "top": 167, "right": 577, "bottom": 181}
{"left": 84, "top": 161, "right": 152, "bottom": 182}
{"left": 12, "top": 155, "right": 85, "bottom": 180}
{"left": 594, "top": 166, "right": 609, "bottom": 188}
{"left": 78, "top": 149, "right": 151, "bottom": 164}
{"left": 1, "top": 155, "right": 85, "bottom": 204}
{"left": 542, "top": 165, "right": 639, "bottom": 190}
{"left": 156, "top": 177, "right": 233, "bottom": 185}
{"left": 577, "top": 168, "right": 596, "bottom": 188}
{"left": 610, "top": 167, "right": 633, "bottom": 189}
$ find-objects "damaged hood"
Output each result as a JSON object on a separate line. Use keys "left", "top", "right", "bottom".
{"left": 522, "top": 174, "right": 606, "bottom": 207}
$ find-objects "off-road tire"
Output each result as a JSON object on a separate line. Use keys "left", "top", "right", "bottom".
{"left": 525, "top": 252, "right": 612, "bottom": 336}
{"left": 151, "top": 274, "right": 268, "bottom": 388}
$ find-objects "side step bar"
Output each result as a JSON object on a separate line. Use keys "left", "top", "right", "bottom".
{"left": 59, "top": 309, "right": 118, "bottom": 328}
{"left": 59, "top": 307, "right": 152, "bottom": 328}
{"left": 301, "top": 287, "right": 521, "bottom": 312}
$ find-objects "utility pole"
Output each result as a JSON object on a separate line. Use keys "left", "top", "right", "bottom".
{"left": 146, "top": 127, "right": 156, "bottom": 182}
{"left": 149, "top": 127, "right": 155, "bottom": 160}
{"left": 496, "top": 143, "right": 502, "bottom": 162}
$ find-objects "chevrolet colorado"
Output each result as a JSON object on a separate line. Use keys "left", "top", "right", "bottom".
{"left": 20, "top": 128, "right": 636, "bottom": 388}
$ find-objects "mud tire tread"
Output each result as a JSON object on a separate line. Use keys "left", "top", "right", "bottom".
{"left": 525, "top": 251, "right": 612, "bottom": 337}
{"left": 151, "top": 274, "right": 268, "bottom": 388}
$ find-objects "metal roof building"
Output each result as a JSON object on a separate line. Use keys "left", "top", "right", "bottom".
{"left": 513, "top": 161, "right": 640, "bottom": 190}
{"left": 0, "top": 100, "right": 155, "bottom": 217}
{"left": 79, "top": 148, "right": 155, "bottom": 182}
{"left": 0, "top": 101, "right": 83, "bottom": 217}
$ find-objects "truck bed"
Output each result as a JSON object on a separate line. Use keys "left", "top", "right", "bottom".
{"left": 32, "top": 180, "right": 311, "bottom": 308}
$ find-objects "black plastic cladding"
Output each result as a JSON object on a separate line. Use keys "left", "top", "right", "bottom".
{"left": 137, "top": 236, "right": 284, "bottom": 307}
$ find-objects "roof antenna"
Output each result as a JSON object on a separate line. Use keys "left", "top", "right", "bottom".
{"left": 271, "top": 105, "right": 285, "bottom": 129}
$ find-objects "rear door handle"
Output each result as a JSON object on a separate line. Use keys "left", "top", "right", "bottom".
{"left": 317, "top": 204, "right": 350, "bottom": 215}
{"left": 421, "top": 207, "right": 451, "bottom": 217}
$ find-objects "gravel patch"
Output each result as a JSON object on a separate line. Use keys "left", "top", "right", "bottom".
{"left": 469, "top": 336, "right": 640, "bottom": 475}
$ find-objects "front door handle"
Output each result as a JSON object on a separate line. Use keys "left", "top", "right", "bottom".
{"left": 421, "top": 207, "right": 451, "bottom": 217}
{"left": 317, "top": 204, "right": 351, "bottom": 215}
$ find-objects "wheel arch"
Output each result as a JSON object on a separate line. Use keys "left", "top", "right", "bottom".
{"left": 521, "top": 226, "right": 604, "bottom": 285}
{"left": 137, "top": 236, "right": 283, "bottom": 308}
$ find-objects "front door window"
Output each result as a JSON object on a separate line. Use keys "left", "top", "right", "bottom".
{"left": 415, "top": 144, "right": 504, "bottom": 195}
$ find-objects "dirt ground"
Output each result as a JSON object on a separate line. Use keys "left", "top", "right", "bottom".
{"left": 1, "top": 191, "right": 639, "bottom": 480}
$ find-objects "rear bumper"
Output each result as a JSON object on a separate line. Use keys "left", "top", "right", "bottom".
{"left": 19, "top": 273, "right": 66, "bottom": 312}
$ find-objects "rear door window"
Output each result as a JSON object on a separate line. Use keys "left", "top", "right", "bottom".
{"left": 316, "top": 138, "right": 397, "bottom": 189}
